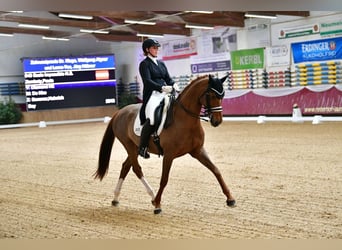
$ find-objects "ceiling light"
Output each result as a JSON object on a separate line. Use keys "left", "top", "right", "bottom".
{"left": 58, "top": 13, "right": 93, "bottom": 20}
{"left": 42, "top": 36, "right": 69, "bottom": 41}
{"left": 0, "top": 33, "right": 14, "bottom": 37}
{"left": 245, "top": 13, "right": 277, "bottom": 19}
{"left": 18, "top": 23, "right": 50, "bottom": 29}
{"left": 125, "top": 19, "right": 156, "bottom": 25}
{"left": 80, "top": 29, "right": 110, "bottom": 34}
{"left": 185, "top": 11, "right": 214, "bottom": 14}
{"left": 185, "top": 24, "right": 214, "bottom": 30}
{"left": 136, "top": 33, "right": 164, "bottom": 38}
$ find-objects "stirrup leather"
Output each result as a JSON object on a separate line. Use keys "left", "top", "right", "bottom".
{"left": 152, "top": 133, "right": 164, "bottom": 157}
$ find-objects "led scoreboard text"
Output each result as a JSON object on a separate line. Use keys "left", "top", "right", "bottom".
{"left": 23, "top": 54, "right": 116, "bottom": 111}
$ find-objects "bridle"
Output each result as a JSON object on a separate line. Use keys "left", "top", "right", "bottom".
{"left": 175, "top": 79, "right": 225, "bottom": 122}
{"left": 202, "top": 84, "right": 225, "bottom": 117}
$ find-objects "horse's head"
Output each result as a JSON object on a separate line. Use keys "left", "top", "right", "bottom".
{"left": 200, "top": 74, "right": 227, "bottom": 127}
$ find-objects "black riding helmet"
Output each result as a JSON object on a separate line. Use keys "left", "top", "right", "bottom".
{"left": 142, "top": 39, "right": 160, "bottom": 55}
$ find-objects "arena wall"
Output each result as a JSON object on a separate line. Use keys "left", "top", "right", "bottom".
{"left": 20, "top": 105, "right": 117, "bottom": 123}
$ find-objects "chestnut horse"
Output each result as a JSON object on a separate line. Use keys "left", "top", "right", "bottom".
{"left": 94, "top": 75, "right": 236, "bottom": 214}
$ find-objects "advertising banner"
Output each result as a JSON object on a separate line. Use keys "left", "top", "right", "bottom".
{"left": 161, "top": 37, "right": 197, "bottom": 60}
{"left": 320, "top": 20, "right": 342, "bottom": 37}
{"left": 279, "top": 24, "right": 319, "bottom": 39}
{"left": 291, "top": 36, "right": 342, "bottom": 63}
{"left": 190, "top": 60, "right": 230, "bottom": 74}
{"left": 266, "top": 44, "right": 291, "bottom": 67}
{"left": 189, "top": 27, "right": 236, "bottom": 74}
{"left": 230, "top": 48, "right": 265, "bottom": 70}
{"left": 222, "top": 86, "right": 342, "bottom": 115}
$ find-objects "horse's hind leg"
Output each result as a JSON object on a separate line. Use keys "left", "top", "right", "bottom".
{"left": 112, "top": 157, "right": 132, "bottom": 206}
{"left": 130, "top": 156, "right": 156, "bottom": 202}
{"left": 113, "top": 153, "right": 156, "bottom": 207}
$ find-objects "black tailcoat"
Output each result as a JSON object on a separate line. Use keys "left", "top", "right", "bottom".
{"left": 139, "top": 57, "right": 174, "bottom": 124}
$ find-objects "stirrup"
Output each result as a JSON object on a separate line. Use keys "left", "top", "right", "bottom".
{"left": 139, "top": 147, "right": 150, "bottom": 159}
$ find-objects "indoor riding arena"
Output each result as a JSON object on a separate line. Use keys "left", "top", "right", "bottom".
{"left": 1, "top": 10, "right": 342, "bottom": 240}
{"left": 1, "top": 119, "right": 341, "bottom": 239}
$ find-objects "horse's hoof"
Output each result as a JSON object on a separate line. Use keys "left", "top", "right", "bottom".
{"left": 154, "top": 208, "right": 162, "bottom": 214}
{"left": 227, "top": 199, "right": 236, "bottom": 207}
{"left": 112, "top": 200, "right": 119, "bottom": 206}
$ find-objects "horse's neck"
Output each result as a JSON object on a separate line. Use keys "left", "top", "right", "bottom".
{"left": 175, "top": 79, "right": 206, "bottom": 119}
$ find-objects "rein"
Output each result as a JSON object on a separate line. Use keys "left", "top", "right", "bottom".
{"left": 175, "top": 86, "right": 224, "bottom": 122}
{"left": 175, "top": 98, "right": 209, "bottom": 122}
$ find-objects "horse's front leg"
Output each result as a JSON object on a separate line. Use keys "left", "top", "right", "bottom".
{"left": 190, "top": 147, "right": 236, "bottom": 207}
{"left": 152, "top": 156, "right": 173, "bottom": 214}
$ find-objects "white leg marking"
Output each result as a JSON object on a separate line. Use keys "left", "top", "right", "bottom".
{"left": 140, "top": 177, "right": 155, "bottom": 200}
{"left": 113, "top": 178, "right": 124, "bottom": 201}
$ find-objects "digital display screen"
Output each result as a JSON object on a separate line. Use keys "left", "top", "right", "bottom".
{"left": 23, "top": 54, "right": 116, "bottom": 111}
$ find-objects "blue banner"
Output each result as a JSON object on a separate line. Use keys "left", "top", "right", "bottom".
{"left": 190, "top": 60, "right": 231, "bottom": 74}
{"left": 291, "top": 37, "right": 342, "bottom": 63}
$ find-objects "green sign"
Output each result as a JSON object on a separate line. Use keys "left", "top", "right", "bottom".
{"left": 282, "top": 30, "right": 316, "bottom": 38}
{"left": 278, "top": 24, "right": 319, "bottom": 39}
{"left": 230, "top": 48, "right": 265, "bottom": 70}
{"left": 320, "top": 20, "right": 342, "bottom": 36}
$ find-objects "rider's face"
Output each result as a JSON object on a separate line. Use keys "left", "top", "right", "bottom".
{"left": 148, "top": 46, "right": 159, "bottom": 57}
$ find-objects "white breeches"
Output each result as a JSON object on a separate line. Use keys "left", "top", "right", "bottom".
{"left": 145, "top": 91, "right": 167, "bottom": 126}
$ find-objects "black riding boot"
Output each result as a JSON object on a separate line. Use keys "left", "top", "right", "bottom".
{"left": 138, "top": 120, "right": 154, "bottom": 158}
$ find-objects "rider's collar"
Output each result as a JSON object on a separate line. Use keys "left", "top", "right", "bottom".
{"left": 148, "top": 55, "right": 158, "bottom": 65}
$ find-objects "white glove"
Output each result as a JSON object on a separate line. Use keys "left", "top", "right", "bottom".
{"left": 173, "top": 83, "right": 180, "bottom": 92}
{"left": 161, "top": 85, "right": 173, "bottom": 93}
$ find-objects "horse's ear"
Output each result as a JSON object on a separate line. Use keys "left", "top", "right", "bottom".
{"left": 220, "top": 75, "right": 228, "bottom": 84}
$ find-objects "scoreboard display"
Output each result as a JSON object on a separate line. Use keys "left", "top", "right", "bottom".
{"left": 23, "top": 54, "right": 116, "bottom": 111}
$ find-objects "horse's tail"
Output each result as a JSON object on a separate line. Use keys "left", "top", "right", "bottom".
{"left": 94, "top": 114, "right": 116, "bottom": 181}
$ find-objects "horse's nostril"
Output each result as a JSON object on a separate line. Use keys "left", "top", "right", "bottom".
{"left": 211, "top": 119, "right": 220, "bottom": 127}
